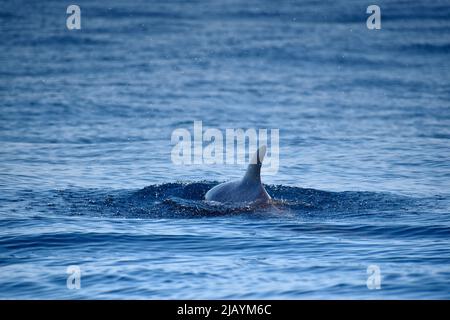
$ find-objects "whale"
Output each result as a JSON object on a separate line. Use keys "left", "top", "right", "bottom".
{"left": 205, "top": 145, "right": 271, "bottom": 204}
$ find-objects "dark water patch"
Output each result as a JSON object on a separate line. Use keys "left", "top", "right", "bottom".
{"left": 11, "top": 182, "right": 419, "bottom": 219}
{"left": 14, "top": 35, "right": 115, "bottom": 47}
{"left": 400, "top": 43, "right": 450, "bottom": 55}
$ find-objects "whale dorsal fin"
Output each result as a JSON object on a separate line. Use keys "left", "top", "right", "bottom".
{"left": 243, "top": 145, "right": 266, "bottom": 183}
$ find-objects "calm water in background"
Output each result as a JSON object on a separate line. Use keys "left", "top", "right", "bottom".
{"left": 1, "top": 0, "right": 450, "bottom": 299}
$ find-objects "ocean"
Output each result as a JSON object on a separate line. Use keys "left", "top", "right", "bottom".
{"left": 0, "top": 0, "right": 449, "bottom": 299}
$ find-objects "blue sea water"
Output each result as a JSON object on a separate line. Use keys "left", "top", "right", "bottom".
{"left": 1, "top": 0, "right": 450, "bottom": 299}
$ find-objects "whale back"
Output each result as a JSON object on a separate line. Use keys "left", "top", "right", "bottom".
{"left": 204, "top": 146, "right": 271, "bottom": 204}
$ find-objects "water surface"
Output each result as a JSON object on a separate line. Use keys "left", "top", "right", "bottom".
{"left": 1, "top": 0, "right": 449, "bottom": 299}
